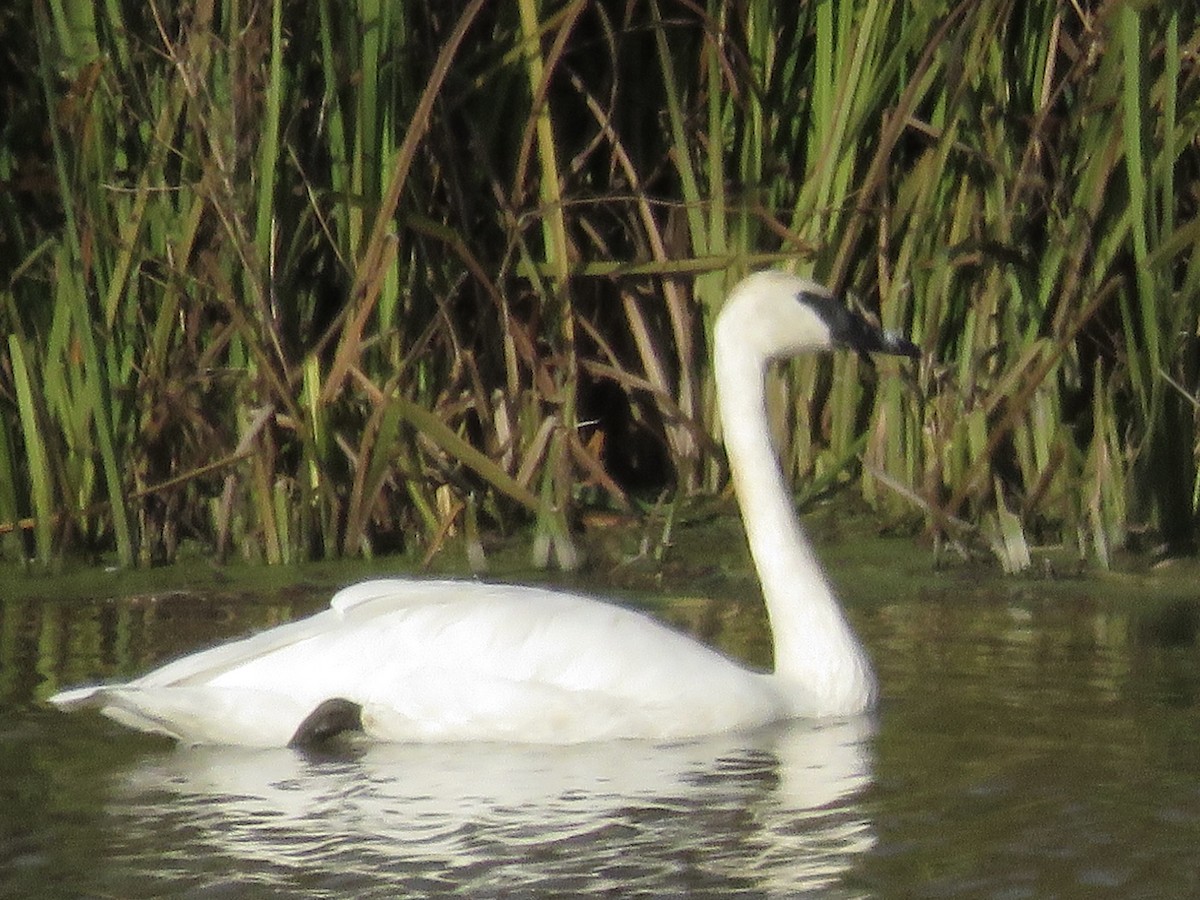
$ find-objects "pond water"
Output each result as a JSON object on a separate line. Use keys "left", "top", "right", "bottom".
{"left": 2, "top": 541, "right": 1200, "bottom": 897}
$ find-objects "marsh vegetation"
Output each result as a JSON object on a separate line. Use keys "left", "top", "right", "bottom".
{"left": 2, "top": 1, "right": 1198, "bottom": 571}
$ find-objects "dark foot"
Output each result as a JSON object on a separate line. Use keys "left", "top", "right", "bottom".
{"left": 289, "top": 698, "right": 364, "bottom": 748}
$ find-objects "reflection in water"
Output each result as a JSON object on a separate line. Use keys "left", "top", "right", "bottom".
{"left": 109, "top": 717, "right": 875, "bottom": 896}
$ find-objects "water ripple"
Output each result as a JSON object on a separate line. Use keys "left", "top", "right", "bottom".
{"left": 93, "top": 718, "right": 875, "bottom": 897}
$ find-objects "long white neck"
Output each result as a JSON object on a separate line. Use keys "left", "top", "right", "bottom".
{"left": 714, "top": 333, "right": 876, "bottom": 716}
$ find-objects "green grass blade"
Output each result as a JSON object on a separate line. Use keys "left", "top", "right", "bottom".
{"left": 8, "top": 335, "right": 54, "bottom": 565}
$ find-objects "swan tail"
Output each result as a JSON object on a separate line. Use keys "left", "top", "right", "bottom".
{"left": 50, "top": 684, "right": 318, "bottom": 747}
{"left": 47, "top": 684, "right": 104, "bottom": 710}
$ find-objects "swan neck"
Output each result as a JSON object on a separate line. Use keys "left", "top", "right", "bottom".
{"left": 714, "top": 335, "right": 874, "bottom": 714}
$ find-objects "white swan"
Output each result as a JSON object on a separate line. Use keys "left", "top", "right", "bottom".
{"left": 49, "top": 271, "right": 918, "bottom": 746}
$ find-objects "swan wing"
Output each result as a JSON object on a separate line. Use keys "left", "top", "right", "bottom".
{"left": 214, "top": 581, "right": 784, "bottom": 726}
{"left": 50, "top": 579, "right": 469, "bottom": 697}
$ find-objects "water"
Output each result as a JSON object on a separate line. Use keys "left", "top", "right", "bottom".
{"left": 3, "top": 561, "right": 1200, "bottom": 897}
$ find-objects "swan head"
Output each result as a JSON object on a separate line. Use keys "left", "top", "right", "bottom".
{"left": 716, "top": 270, "right": 920, "bottom": 363}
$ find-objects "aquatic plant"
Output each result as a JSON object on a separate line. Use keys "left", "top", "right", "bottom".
{"left": 2, "top": 0, "right": 1198, "bottom": 569}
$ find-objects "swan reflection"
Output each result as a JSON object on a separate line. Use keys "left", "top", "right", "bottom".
{"left": 112, "top": 716, "right": 876, "bottom": 894}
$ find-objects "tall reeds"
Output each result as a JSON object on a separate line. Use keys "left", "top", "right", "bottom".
{"left": 2, "top": 0, "right": 1198, "bottom": 570}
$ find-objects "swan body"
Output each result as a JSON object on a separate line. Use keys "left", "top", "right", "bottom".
{"left": 50, "top": 270, "right": 918, "bottom": 746}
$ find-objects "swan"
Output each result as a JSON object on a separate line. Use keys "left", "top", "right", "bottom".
{"left": 49, "top": 270, "right": 919, "bottom": 746}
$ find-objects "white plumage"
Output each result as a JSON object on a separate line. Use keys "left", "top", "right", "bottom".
{"left": 50, "top": 270, "right": 918, "bottom": 746}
